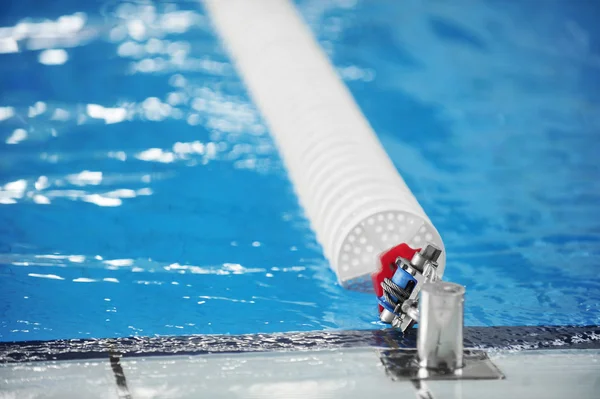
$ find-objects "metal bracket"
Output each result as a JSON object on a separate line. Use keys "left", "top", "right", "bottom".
{"left": 380, "top": 348, "right": 505, "bottom": 381}
{"left": 381, "top": 280, "right": 504, "bottom": 381}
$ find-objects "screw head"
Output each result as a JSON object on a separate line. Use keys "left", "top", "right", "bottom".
{"left": 420, "top": 244, "right": 442, "bottom": 262}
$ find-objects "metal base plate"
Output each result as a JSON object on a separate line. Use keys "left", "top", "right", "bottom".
{"left": 380, "top": 349, "right": 505, "bottom": 381}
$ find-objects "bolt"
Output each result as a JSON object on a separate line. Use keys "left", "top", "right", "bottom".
{"left": 420, "top": 244, "right": 442, "bottom": 262}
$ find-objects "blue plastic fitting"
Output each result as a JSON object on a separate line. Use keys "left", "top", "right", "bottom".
{"left": 377, "top": 267, "right": 417, "bottom": 315}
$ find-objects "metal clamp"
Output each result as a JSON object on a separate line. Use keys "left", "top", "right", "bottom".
{"left": 379, "top": 244, "right": 442, "bottom": 331}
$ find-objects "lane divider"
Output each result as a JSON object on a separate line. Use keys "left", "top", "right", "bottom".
{"left": 202, "top": 0, "right": 445, "bottom": 288}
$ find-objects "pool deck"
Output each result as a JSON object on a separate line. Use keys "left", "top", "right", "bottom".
{"left": 2, "top": 348, "right": 599, "bottom": 399}
{"left": 1, "top": 326, "right": 599, "bottom": 398}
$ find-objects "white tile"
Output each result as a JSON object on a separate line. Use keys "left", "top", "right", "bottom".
{"left": 122, "top": 348, "right": 416, "bottom": 399}
{"left": 0, "top": 359, "right": 116, "bottom": 399}
{"left": 427, "top": 349, "right": 600, "bottom": 399}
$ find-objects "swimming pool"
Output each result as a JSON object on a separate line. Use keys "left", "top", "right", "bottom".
{"left": 1, "top": 0, "right": 599, "bottom": 345}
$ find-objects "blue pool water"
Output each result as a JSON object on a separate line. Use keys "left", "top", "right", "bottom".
{"left": 1, "top": 0, "right": 599, "bottom": 342}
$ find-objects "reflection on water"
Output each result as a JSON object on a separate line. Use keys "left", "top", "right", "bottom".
{"left": 0, "top": 1, "right": 275, "bottom": 210}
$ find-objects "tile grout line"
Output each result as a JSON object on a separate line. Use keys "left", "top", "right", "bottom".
{"left": 412, "top": 379, "right": 436, "bottom": 399}
{"left": 109, "top": 352, "right": 132, "bottom": 399}
{"left": 378, "top": 330, "right": 436, "bottom": 398}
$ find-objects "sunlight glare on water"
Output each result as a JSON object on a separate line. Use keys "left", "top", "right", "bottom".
{"left": 0, "top": 0, "right": 375, "bottom": 341}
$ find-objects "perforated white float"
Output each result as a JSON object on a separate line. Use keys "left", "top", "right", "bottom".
{"left": 204, "top": 0, "right": 445, "bottom": 289}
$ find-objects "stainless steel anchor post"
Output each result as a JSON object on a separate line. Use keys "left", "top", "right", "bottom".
{"left": 417, "top": 281, "right": 465, "bottom": 371}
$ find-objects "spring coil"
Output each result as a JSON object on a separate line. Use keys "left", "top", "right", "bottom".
{"left": 381, "top": 277, "right": 411, "bottom": 310}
